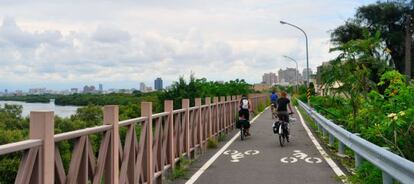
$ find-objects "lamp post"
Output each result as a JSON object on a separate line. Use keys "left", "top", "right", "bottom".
{"left": 283, "top": 55, "right": 299, "bottom": 94}
{"left": 280, "top": 20, "right": 310, "bottom": 105}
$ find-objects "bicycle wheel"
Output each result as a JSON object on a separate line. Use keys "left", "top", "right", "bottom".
{"left": 240, "top": 126, "right": 245, "bottom": 141}
{"left": 279, "top": 133, "right": 285, "bottom": 147}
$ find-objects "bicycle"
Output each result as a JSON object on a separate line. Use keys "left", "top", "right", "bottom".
{"left": 273, "top": 112, "right": 294, "bottom": 147}
{"left": 270, "top": 102, "right": 278, "bottom": 119}
{"left": 240, "top": 124, "right": 247, "bottom": 141}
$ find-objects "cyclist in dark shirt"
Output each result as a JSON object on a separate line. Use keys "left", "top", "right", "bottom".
{"left": 276, "top": 91, "right": 293, "bottom": 122}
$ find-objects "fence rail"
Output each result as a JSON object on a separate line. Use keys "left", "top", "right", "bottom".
{"left": 298, "top": 100, "right": 414, "bottom": 184}
{"left": 0, "top": 94, "right": 268, "bottom": 184}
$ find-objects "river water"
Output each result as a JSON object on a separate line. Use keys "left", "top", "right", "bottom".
{"left": 0, "top": 101, "right": 79, "bottom": 118}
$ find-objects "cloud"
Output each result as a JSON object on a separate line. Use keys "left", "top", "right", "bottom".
{"left": 92, "top": 26, "right": 131, "bottom": 43}
{"left": 0, "top": 0, "right": 377, "bottom": 90}
{"left": 0, "top": 17, "right": 64, "bottom": 48}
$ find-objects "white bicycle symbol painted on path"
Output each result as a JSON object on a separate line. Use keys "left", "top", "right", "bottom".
{"left": 223, "top": 150, "right": 260, "bottom": 162}
{"left": 280, "top": 150, "right": 322, "bottom": 164}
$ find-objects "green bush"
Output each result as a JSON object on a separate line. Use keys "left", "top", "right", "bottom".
{"left": 169, "top": 156, "right": 192, "bottom": 180}
{"left": 349, "top": 162, "right": 382, "bottom": 184}
{"left": 218, "top": 133, "right": 227, "bottom": 142}
{"left": 207, "top": 138, "right": 218, "bottom": 149}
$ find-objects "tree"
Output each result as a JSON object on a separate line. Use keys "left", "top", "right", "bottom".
{"left": 160, "top": 75, "right": 253, "bottom": 109}
{"left": 322, "top": 30, "right": 391, "bottom": 130}
{"left": 331, "top": 1, "right": 414, "bottom": 78}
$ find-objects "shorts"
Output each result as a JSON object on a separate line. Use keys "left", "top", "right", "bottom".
{"left": 239, "top": 109, "right": 250, "bottom": 120}
{"left": 277, "top": 111, "right": 289, "bottom": 122}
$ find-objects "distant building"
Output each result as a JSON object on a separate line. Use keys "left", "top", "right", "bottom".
{"left": 262, "top": 72, "right": 277, "bottom": 86}
{"left": 154, "top": 77, "right": 163, "bottom": 90}
{"left": 145, "top": 86, "right": 153, "bottom": 92}
{"left": 83, "top": 85, "right": 96, "bottom": 93}
{"left": 302, "top": 68, "right": 313, "bottom": 82}
{"left": 278, "top": 68, "right": 301, "bottom": 85}
{"left": 99, "top": 84, "right": 103, "bottom": 92}
{"left": 4, "top": 89, "right": 8, "bottom": 94}
{"left": 70, "top": 88, "right": 78, "bottom": 94}
{"left": 15, "top": 90, "right": 23, "bottom": 96}
{"left": 28, "top": 88, "right": 47, "bottom": 95}
{"left": 139, "top": 82, "right": 146, "bottom": 91}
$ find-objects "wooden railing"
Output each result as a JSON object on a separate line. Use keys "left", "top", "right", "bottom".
{"left": 0, "top": 94, "right": 268, "bottom": 184}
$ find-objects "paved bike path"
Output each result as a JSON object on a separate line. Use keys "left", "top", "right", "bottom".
{"left": 192, "top": 108, "right": 341, "bottom": 184}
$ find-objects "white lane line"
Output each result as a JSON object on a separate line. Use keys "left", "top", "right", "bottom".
{"left": 295, "top": 106, "right": 347, "bottom": 183}
{"left": 185, "top": 107, "right": 270, "bottom": 184}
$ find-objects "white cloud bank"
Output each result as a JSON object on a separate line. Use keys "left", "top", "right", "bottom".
{"left": 0, "top": 0, "right": 376, "bottom": 90}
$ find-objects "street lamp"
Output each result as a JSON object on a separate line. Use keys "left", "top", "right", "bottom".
{"left": 280, "top": 20, "right": 310, "bottom": 104}
{"left": 283, "top": 55, "right": 299, "bottom": 94}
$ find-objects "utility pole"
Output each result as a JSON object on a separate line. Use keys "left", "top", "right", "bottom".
{"left": 405, "top": 14, "right": 413, "bottom": 78}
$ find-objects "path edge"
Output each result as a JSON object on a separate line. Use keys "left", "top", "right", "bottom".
{"left": 295, "top": 106, "right": 347, "bottom": 183}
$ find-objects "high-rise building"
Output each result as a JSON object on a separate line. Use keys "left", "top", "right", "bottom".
{"left": 262, "top": 72, "right": 277, "bottom": 85}
{"left": 154, "top": 77, "right": 163, "bottom": 90}
{"left": 99, "top": 84, "right": 103, "bottom": 92}
{"left": 139, "top": 82, "right": 146, "bottom": 91}
{"left": 4, "top": 89, "right": 8, "bottom": 94}
{"left": 83, "top": 85, "right": 96, "bottom": 93}
{"left": 278, "top": 68, "right": 301, "bottom": 85}
{"left": 302, "top": 68, "right": 313, "bottom": 81}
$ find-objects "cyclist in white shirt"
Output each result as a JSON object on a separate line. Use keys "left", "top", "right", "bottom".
{"left": 239, "top": 95, "right": 252, "bottom": 136}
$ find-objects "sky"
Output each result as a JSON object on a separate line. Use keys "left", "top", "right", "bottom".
{"left": 0, "top": 0, "right": 378, "bottom": 91}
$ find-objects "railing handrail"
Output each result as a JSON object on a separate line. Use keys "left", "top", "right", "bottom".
{"left": 0, "top": 139, "right": 42, "bottom": 156}
{"left": 0, "top": 94, "right": 270, "bottom": 183}
{"left": 298, "top": 100, "right": 414, "bottom": 184}
{"left": 54, "top": 124, "right": 113, "bottom": 142}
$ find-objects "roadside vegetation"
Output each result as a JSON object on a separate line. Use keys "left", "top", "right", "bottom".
{"left": 295, "top": 1, "right": 414, "bottom": 183}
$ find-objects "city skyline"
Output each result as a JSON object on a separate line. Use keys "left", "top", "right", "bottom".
{"left": 0, "top": 0, "right": 376, "bottom": 91}
{"left": 0, "top": 66, "right": 311, "bottom": 92}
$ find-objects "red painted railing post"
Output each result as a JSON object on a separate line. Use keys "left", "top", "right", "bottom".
{"left": 213, "top": 97, "right": 219, "bottom": 136}
{"left": 220, "top": 96, "right": 226, "bottom": 133}
{"left": 230, "top": 96, "right": 236, "bottom": 129}
{"left": 103, "top": 105, "right": 119, "bottom": 184}
{"left": 225, "top": 96, "right": 230, "bottom": 132}
{"left": 29, "top": 111, "right": 54, "bottom": 184}
{"left": 164, "top": 100, "right": 175, "bottom": 169}
{"left": 205, "top": 97, "right": 212, "bottom": 139}
{"left": 182, "top": 99, "right": 190, "bottom": 157}
{"left": 141, "top": 102, "right": 153, "bottom": 184}
{"left": 195, "top": 98, "right": 203, "bottom": 153}
{"left": 227, "top": 96, "right": 232, "bottom": 130}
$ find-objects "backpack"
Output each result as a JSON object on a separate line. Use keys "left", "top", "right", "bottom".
{"left": 241, "top": 99, "right": 249, "bottom": 109}
{"left": 271, "top": 94, "right": 278, "bottom": 101}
